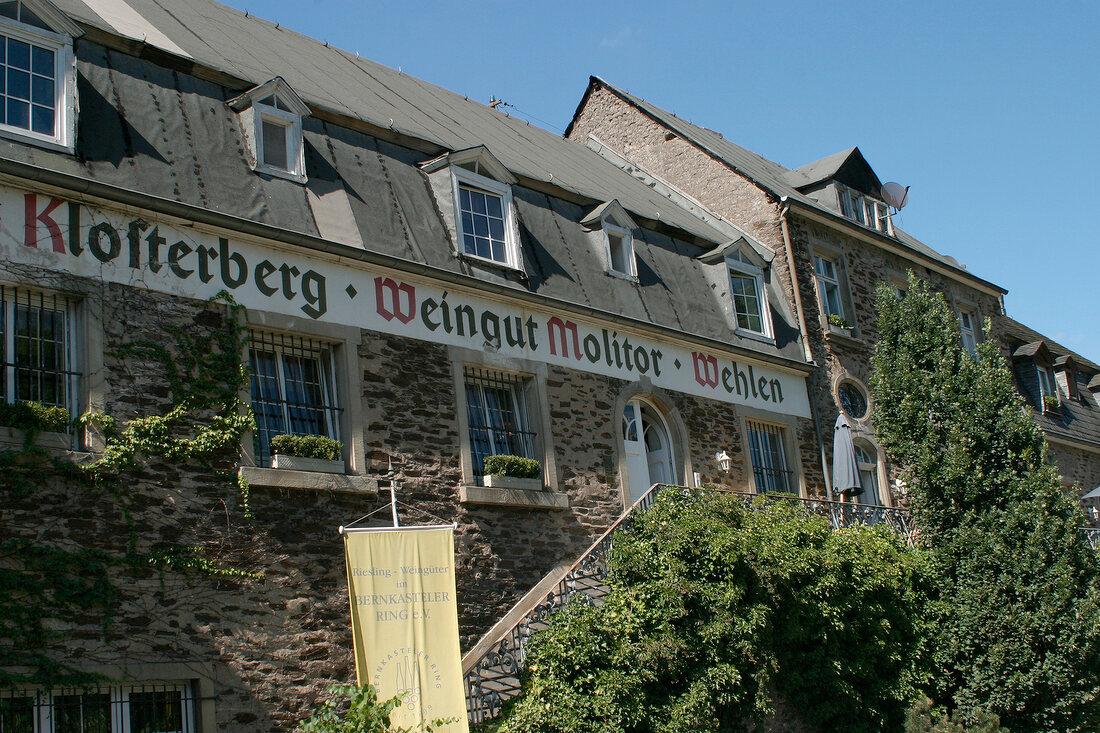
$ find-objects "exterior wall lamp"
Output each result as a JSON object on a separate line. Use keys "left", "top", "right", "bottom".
{"left": 715, "top": 450, "right": 731, "bottom": 473}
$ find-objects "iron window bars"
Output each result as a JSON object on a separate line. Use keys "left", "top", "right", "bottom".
{"left": 0, "top": 682, "right": 194, "bottom": 733}
{"left": 0, "top": 285, "right": 78, "bottom": 418}
{"left": 249, "top": 330, "right": 340, "bottom": 465}
{"left": 463, "top": 366, "right": 536, "bottom": 482}
{"left": 746, "top": 420, "right": 794, "bottom": 494}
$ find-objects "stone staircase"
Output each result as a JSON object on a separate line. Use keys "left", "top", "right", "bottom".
{"left": 461, "top": 485, "right": 917, "bottom": 725}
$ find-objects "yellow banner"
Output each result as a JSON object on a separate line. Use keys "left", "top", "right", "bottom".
{"left": 344, "top": 527, "right": 468, "bottom": 731}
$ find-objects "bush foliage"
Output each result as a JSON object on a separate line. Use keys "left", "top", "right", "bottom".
{"left": 483, "top": 454, "right": 540, "bottom": 479}
{"left": 298, "top": 684, "right": 451, "bottom": 733}
{"left": 0, "top": 401, "right": 70, "bottom": 434}
{"left": 270, "top": 433, "right": 343, "bottom": 461}
{"left": 494, "top": 491, "right": 927, "bottom": 732}
{"left": 870, "top": 273, "right": 1100, "bottom": 732}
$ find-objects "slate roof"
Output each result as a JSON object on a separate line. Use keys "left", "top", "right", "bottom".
{"left": 0, "top": 0, "right": 807, "bottom": 364}
{"left": 570, "top": 77, "right": 1002, "bottom": 292}
{"left": 783, "top": 148, "right": 860, "bottom": 189}
{"left": 1001, "top": 316, "right": 1100, "bottom": 450}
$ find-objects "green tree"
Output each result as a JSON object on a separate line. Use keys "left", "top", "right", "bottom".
{"left": 495, "top": 491, "right": 927, "bottom": 732}
{"left": 870, "top": 273, "right": 1100, "bottom": 732}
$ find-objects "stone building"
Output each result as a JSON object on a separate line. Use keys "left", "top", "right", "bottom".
{"left": 0, "top": 1, "right": 824, "bottom": 730}
{"left": 567, "top": 76, "right": 1100, "bottom": 504}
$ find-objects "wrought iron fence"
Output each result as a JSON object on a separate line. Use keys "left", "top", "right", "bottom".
{"left": 462, "top": 486, "right": 914, "bottom": 724}
{"left": 0, "top": 682, "right": 195, "bottom": 733}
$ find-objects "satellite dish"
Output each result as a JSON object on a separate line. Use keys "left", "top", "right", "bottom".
{"left": 882, "top": 182, "right": 910, "bottom": 211}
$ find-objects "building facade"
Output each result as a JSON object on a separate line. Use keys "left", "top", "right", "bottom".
{"left": 0, "top": 1, "right": 828, "bottom": 730}
{"left": 567, "top": 77, "right": 1100, "bottom": 505}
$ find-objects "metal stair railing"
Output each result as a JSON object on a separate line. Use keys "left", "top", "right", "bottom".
{"left": 462, "top": 482, "right": 668, "bottom": 724}
{"left": 461, "top": 486, "right": 918, "bottom": 724}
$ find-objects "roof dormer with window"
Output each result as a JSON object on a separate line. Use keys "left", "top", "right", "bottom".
{"left": 698, "top": 238, "right": 775, "bottom": 341}
{"left": 581, "top": 199, "right": 638, "bottom": 281}
{"left": 0, "top": 0, "right": 81, "bottom": 152}
{"left": 420, "top": 146, "right": 523, "bottom": 271}
{"left": 228, "top": 77, "right": 311, "bottom": 182}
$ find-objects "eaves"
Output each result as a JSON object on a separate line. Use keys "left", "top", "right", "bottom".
{"left": 784, "top": 197, "right": 1008, "bottom": 299}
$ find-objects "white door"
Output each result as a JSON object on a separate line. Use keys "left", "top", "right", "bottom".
{"left": 622, "top": 399, "right": 675, "bottom": 507}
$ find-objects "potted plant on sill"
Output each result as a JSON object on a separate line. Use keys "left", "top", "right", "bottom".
{"left": 270, "top": 434, "right": 345, "bottom": 474}
{"left": 0, "top": 400, "right": 71, "bottom": 446}
{"left": 827, "top": 313, "right": 853, "bottom": 336}
{"left": 1042, "top": 395, "right": 1061, "bottom": 414}
{"left": 482, "top": 454, "right": 542, "bottom": 491}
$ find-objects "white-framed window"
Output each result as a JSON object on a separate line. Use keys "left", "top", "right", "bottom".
{"left": 0, "top": 285, "right": 78, "bottom": 417}
{"left": 228, "top": 78, "right": 310, "bottom": 183}
{"left": 249, "top": 330, "right": 341, "bottom": 465}
{"left": 605, "top": 223, "right": 637, "bottom": 279}
{"left": 453, "top": 166, "right": 518, "bottom": 268}
{"left": 813, "top": 253, "right": 848, "bottom": 324}
{"left": 254, "top": 95, "right": 304, "bottom": 177}
{"left": 958, "top": 309, "right": 977, "bottom": 356}
{"left": 746, "top": 420, "right": 794, "bottom": 494}
{"left": 854, "top": 442, "right": 881, "bottom": 506}
{"left": 0, "top": 682, "right": 194, "bottom": 733}
{"left": 726, "top": 249, "right": 770, "bottom": 337}
{"left": 838, "top": 184, "right": 891, "bottom": 235}
{"left": 1036, "top": 365, "right": 1056, "bottom": 406}
{"left": 0, "top": 1, "right": 79, "bottom": 152}
{"left": 463, "top": 366, "right": 536, "bottom": 483}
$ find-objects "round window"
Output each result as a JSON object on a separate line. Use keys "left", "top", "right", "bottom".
{"left": 838, "top": 382, "right": 868, "bottom": 419}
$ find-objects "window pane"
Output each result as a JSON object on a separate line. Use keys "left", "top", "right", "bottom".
{"left": 0, "top": 695, "right": 34, "bottom": 732}
{"left": 464, "top": 368, "right": 535, "bottom": 481}
{"left": 30, "top": 45, "right": 52, "bottom": 76}
{"left": 54, "top": 692, "right": 111, "bottom": 733}
{"left": 0, "top": 3, "right": 17, "bottom": 21}
{"left": 30, "top": 73, "right": 51, "bottom": 105}
{"left": 7, "top": 98, "right": 28, "bottom": 128}
{"left": 261, "top": 119, "right": 289, "bottom": 169}
{"left": 748, "top": 422, "right": 791, "bottom": 494}
{"left": 129, "top": 690, "right": 185, "bottom": 733}
{"left": 8, "top": 67, "right": 28, "bottom": 100}
{"left": 13, "top": 300, "right": 68, "bottom": 408}
{"left": 8, "top": 38, "right": 28, "bottom": 69}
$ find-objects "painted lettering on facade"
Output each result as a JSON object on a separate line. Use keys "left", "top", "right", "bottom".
{"left": 4, "top": 188, "right": 810, "bottom": 417}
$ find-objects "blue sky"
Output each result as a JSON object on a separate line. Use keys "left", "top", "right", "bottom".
{"left": 224, "top": 0, "right": 1099, "bottom": 360}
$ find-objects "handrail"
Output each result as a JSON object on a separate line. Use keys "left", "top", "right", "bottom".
{"left": 461, "top": 486, "right": 916, "bottom": 724}
{"left": 463, "top": 483, "right": 668, "bottom": 724}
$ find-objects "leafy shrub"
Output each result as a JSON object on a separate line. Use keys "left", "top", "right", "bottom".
{"left": 0, "top": 401, "right": 70, "bottom": 433}
{"left": 828, "top": 313, "right": 852, "bottom": 329}
{"left": 297, "top": 684, "right": 451, "bottom": 733}
{"left": 496, "top": 491, "right": 928, "bottom": 733}
{"left": 905, "top": 697, "right": 1008, "bottom": 733}
{"left": 1042, "top": 394, "right": 1060, "bottom": 410}
{"left": 270, "top": 434, "right": 342, "bottom": 461}
{"left": 483, "top": 454, "right": 540, "bottom": 479}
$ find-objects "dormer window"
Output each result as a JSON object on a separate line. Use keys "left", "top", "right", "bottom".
{"left": 0, "top": 0, "right": 80, "bottom": 152}
{"left": 958, "top": 308, "right": 977, "bottom": 356}
{"left": 228, "top": 78, "right": 311, "bottom": 182}
{"left": 838, "top": 184, "right": 891, "bottom": 235}
{"left": 421, "top": 147, "right": 522, "bottom": 270}
{"left": 582, "top": 200, "right": 638, "bottom": 280}
{"left": 727, "top": 248, "right": 769, "bottom": 337}
{"left": 1037, "top": 365, "right": 1056, "bottom": 405}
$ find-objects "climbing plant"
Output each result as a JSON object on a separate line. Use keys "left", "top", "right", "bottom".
{"left": 0, "top": 291, "right": 259, "bottom": 689}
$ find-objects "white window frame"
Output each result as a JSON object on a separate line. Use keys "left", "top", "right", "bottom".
{"left": 247, "top": 99, "right": 306, "bottom": 181}
{"left": 746, "top": 419, "right": 795, "bottom": 495}
{"left": 0, "top": 285, "right": 78, "bottom": 418}
{"left": 0, "top": 11, "right": 76, "bottom": 152}
{"left": 603, "top": 222, "right": 637, "bottom": 280}
{"left": 854, "top": 442, "right": 882, "bottom": 506}
{"left": 248, "top": 329, "right": 341, "bottom": 466}
{"left": 452, "top": 165, "right": 520, "bottom": 269}
{"left": 726, "top": 250, "right": 772, "bottom": 339}
{"left": 958, "top": 308, "right": 977, "bottom": 356}
{"left": 838, "top": 184, "right": 891, "bottom": 234}
{"left": 813, "top": 253, "right": 849, "bottom": 325}
{"left": 1, "top": 682, "right": 195, "bottom": 733}
{"left": 1037, "top": 364, "right": 1057, "bottom": 406}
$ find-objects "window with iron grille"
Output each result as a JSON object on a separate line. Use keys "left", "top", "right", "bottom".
{"left": 0, "top": 285, "right": 78, "bottom": 417}
{"left": 463, "top": 366, "right": 536, "bottom": 482}
{"left": 746, "top": 420, "right": 794, "bottom": 494}
{"left": 0, "top": 682, "right": 194, "bottom": 732}
{"left": 249, "top": 330, "right": 340, "bottom": 465}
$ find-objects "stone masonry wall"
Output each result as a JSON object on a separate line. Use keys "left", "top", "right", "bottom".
{"left": 5, "top": 276, "right": 808, "bottom": 730}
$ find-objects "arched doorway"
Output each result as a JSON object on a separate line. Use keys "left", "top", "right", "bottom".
{"left": 622, "top": 398, "right": 676, "bottom": 507}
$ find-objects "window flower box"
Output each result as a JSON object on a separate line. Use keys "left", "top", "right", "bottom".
{"left": 271, "top": 454, "right": 345, "bottom": 474}
{"left": 482, "top": 474, "right": 543, "bottom": 491}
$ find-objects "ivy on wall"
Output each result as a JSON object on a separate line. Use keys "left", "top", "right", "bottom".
{"left": 0, "top": 291, "right": 259, "bottom": 689}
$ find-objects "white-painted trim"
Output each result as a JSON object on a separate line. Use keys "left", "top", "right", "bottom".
{"left": 451, "top": 165, "right": 521, "bottom": 270}
{"left": 603, "top": 222, "right": 637, "bottom": 280}
{"left": 726, "top": 251, "right": 773, "bottom": 340}
{"left": 0, "top": 18, "right": 76, "bottom": 152}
